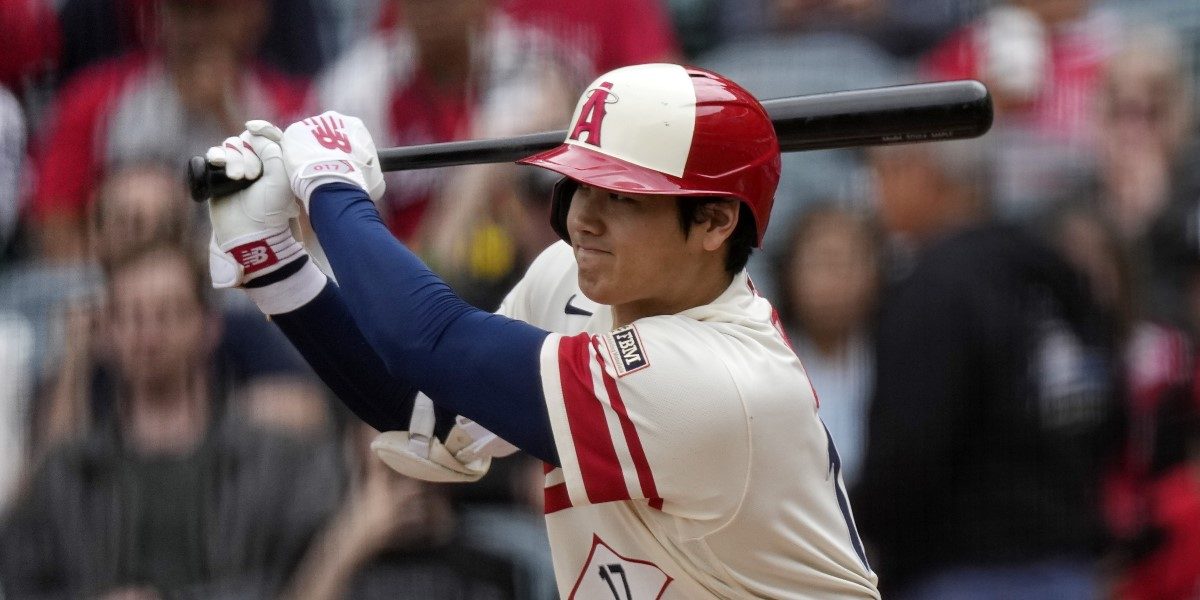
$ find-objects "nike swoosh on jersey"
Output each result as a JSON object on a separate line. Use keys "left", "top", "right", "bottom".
{"left": 565, "top": 294, "right": 593, "bottom": 316}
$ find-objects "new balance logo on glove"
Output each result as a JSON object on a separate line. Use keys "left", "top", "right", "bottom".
{"left": 307, "top": 115, "right": 352, "bottom": 152}
{"left": 230, "top": 240, "right": 278, "bottom": 273}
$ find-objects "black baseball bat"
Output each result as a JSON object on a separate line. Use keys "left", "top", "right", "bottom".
{"left": 188, "top": 79, "right": 992, "bottom": 202}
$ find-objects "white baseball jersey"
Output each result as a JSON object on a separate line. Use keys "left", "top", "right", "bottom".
{"left": 497, "top": 242, "right": 880, "bottom": 599}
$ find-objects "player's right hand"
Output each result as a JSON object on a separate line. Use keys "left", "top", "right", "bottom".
{"left": 206, "top": 120, "right": 307, "bottom": 289}
{"left": 278, "top": 110, "right": 386, "bottom": 210}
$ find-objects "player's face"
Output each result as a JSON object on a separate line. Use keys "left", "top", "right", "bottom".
{"left": 567, "top": 184, "right": 709, "bottom": 324}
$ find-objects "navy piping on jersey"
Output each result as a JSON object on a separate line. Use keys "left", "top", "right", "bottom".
{"left": 296, "top": 182, "right": 559, "bottom": 465}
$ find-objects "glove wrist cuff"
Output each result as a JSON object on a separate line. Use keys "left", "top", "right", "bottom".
{"left": 244, "top": 259, "right": 328, "bottom": 315}
{"left": 293, "top": 163, "right": 368, "bottom": 206}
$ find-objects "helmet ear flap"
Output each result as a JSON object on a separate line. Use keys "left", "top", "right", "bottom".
{"left": 549, "top": 177, "right": 577, "bottom": 244}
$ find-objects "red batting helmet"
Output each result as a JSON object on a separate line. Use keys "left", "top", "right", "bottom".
{"left": 518, "top": 63, "right": 781, "bottom": 246}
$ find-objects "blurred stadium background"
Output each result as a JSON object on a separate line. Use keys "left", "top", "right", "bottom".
{"left": 1, "top": 0, "right": 1199, "bottom": 598}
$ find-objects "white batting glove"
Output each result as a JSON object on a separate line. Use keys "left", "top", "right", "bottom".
{"left": 207, "top": 121, "right": 327, "bottom": 313}
{"left": 279, "top": 111, "right": 385, "bottom": 209}
{"left": 371, "top": 394, "right": 519, "bottom": 483}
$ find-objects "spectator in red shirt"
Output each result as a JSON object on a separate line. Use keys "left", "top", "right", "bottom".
{"left": 919, "top": 0, "right": 1120, "bottom": 219}
{"left": 921, "top": 0, "right": 1114, "bottom": 136}
{"left": 29, "top": 0, "right": 307, "bottom": 262}
{"left": 312, "top": 0, "right": 585, "bottom": 242}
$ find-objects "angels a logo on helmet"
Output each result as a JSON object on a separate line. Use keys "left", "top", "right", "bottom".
{"left": 569, "top": 82, "right": 617, "bottom": 147}
{"left": 520, "top": 64, "right": 781, "bottom": 246}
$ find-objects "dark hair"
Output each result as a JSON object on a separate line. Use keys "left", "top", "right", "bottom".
{"left": 676, "top": 198, "right": 756, "bottom": 274}
{"left": 90, "top": 160, "right": 195, "bottom": 268}
{"left": 771, "top": 203, "right": 882, "bottom": 333}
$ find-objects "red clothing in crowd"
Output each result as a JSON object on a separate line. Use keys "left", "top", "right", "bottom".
{"left": 314, "top": 12, "right": 576, "bottom": 241}
{"left": 381, "top": 67, "right": 475, "bottom": 240}
{"left": 500, "top": 0, "right": 679, "bottom": 75}
{"left": 0, "top": 0, "right": 60, "bottom": 89}
{"left": 1105, "top": 323, "right": 1200, "bottom": 600}
{"left": 1117, "top": 467, "right": 1200, "bottom": 600}
{"left": 30, "top": 53, "right": 306, "bottom": 223}
{"left": 919, "top": 11, "right": 1115, "bottom": 142}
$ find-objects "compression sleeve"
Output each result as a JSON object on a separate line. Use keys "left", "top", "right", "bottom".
{"left": 306, "top": 182, "right": 559, "bottom": 465}
{"left": 271, "top": 282, "right": 455, "bottom": 439}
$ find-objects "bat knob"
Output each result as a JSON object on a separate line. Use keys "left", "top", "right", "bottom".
{"left": 187, "top": 155, "right": 252, "bottom": 202}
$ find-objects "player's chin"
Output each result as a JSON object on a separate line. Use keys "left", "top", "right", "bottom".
{"left": 576, "top": 274, "right": 616, "bottom": 306}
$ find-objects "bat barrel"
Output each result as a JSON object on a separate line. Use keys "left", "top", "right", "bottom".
{"left": 765, "top": 79, "right": 992, "bottom": 152}
{"left": 187, "top": 80, "right": 992, "bottom": 201}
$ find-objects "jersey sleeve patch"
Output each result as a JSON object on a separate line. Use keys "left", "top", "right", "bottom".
{"left": 542, "top": 332, "right": 663, "bottom": 510}
{"left": 602, "top": 324, "right": 650, "bottom": 377}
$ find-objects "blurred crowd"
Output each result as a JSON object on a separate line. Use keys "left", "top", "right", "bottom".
{"left": 0, "top": 0, "right": 1199, "bottom": 598}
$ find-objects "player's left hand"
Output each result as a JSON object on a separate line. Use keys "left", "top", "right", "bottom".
{"left": 206, "top": 120, "right": 306, "bottom": 288}
{"left": 278, "top": 110, "right": 386, "bottom": 210}
{"left": 371, "top": 394, "right": 519, "bottom": 483}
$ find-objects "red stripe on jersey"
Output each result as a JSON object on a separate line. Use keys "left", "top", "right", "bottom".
{"left": 558, "top": 333, "right": 630, "bottom": 503}
{"left": 591, "top": 337, "right": 662, "bottom": 509}
{"left": 544, "top": 482, "right": 572, "bottom": 514}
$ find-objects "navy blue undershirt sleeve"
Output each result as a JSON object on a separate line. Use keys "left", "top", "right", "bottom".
{"left": 271, "top": 282, "right": 455, "bottom": 440}
{"left": 305, "top": 182, "right": 559, "bottom": 465}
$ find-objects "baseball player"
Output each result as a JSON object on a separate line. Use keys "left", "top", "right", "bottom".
{"left": 205, "top": 63, "right": 880, "bottom": 599}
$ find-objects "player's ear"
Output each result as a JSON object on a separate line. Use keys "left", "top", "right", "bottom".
{"left": 698, "top": 200, "right": 739, "bottom": 252}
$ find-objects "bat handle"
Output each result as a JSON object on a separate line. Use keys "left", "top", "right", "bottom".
{"left": 187, "top": 155, "right": 256, "bottom": 202}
